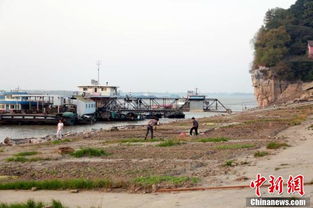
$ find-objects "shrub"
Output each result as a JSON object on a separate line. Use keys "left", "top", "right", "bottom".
{"left": 6, "top": 156, "right": 29, "bottom": 163}
{"left": 0, "top": 179, "right": 113, "bottom": 190}
{"left": 198, "top": 137, "right": 229, "bottom": 143}
{"left": 120, "top": 138, "right": 161, "bottom": 143}
{"left": 133, "top": 176, "right": 199, "bottom": 186}
{"left": 254, "top": 151, "right": 269, "bottom": 157}
{"left": 0, "top": 199, "right": 66, "bottom": 208}
{"left": 6, "top": 156, "right": 49, "bottom": 163}
{"left": 71, "top": 148, "right": 110, "bottom": 158}
{"left": 216, "top": 144, "right": 255, "bottom": 150}
{"left": 224, "top": 160, "right": 235, "bottom": 167}
{"left": 51, "top": 139, "right": 71, "bottom": 145}
{"left": 157, "top": 140, "right": 183, "bottom": 147}
{"left": 14, "top": 151, "right": 38, "bottom": 157}
{"left": 267, "top": 142, "right": 290, "bottom": 149}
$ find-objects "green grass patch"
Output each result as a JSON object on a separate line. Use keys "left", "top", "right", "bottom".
{"left": 288, "top": 119, "right": 302, "bottom": 126}
{"left": 51, "top": 139, "right": 71, "bottom": 145}
{"left": 0, "top": 177, "right": 200, "bottom": 191}
{"left": 267, "top": 142, "right": 290, "bottom": 149}
{"left": 120, "top": 138, "right": 162, "bottom": 143}
{"left": 6, "top": 156, "right": 49, "bottom": 163}
{"left": 198, "top": 137, "right": 229, "bottom": 143}
{"left": 0, "top": 179, "right": 113, "bottom": 190}
{"left": 216, "top": 144, "right": 255, "bottom": 150}
{"left": 224, "top": 160, "right": 235, "bottom": 167}
{"left": 157, "top": 140, "right": 184, "bottom": 147}
{"left": 71, "top": 148, "right": 110, "bottom": 158}
{"left": 254, "top": 151, "right": 269, "bottom": 157}
{"left": 133, "top": 176, "right": 199, "bottom": 186}
{"left": 288, "top": 116, "right": 306, "bottom": 126}
{"left": 0, "top": 199, "right": 66, "bottom": 208}
{"left": 14, "top": 151, "right": 38, "bottom": 157}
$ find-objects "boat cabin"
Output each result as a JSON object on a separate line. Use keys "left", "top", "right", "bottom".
{"left": 71, "top": 97, "right": 96, "bottom": 117}
{"left": 0, "top": 92, "right": 36, "bottom": 112}
{"left": 78, "top": 85, "right": 118, "bottom": 97}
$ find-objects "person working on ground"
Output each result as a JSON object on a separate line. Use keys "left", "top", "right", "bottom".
{"left": 190, "top": 117, "right": 199, "bottom": 136}
{"left": 145, "top": 117, "right": 159, "bottom": 139}
{"left": 56, "top": 120, "right": 64, "bottom": 139}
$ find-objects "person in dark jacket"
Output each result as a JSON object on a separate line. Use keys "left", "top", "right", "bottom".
{"left": 190, "top": 117, "right": 199, "bottom": 136}
{"left": 145, "top": 117, "right": 159, "bottom": 139}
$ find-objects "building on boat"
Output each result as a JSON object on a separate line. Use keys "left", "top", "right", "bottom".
{"left": 71, "top": 96, "right": 96, "bottom": 119}
{"left": 78, "top": 82, "right": 122, "bottom": 120}
{"left": 0, "top": 91, "right": 97, "bottom": 125}
{"left": 0, "top": 92, "right": 38, "bottom": 112}
{"left": 78, "top": 83, "right": 118, "bottom": 97}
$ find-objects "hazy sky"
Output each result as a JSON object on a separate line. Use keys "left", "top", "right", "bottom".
{"left": 0, "top": 0, "right": 296, "bottom": 93}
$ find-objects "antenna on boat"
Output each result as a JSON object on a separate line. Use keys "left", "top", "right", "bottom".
{"left": 96, "top": 60, "right": 101, "bottom": 85}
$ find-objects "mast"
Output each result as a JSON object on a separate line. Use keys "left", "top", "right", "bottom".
{"left": 96, "top": 60, "right": 101, "bottom": 85}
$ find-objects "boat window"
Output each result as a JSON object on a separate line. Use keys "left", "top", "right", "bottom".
{"left": 95, "top": 88, "right": 98, "bottom": 93}
{"left": 83, "top": 88, "right": 87, "bottom": 91}
{"left": 10, "top": 105, "right": 15, "bottom": 109}
{"left": 86, "top": 104, "right": 88, "bottom": 108}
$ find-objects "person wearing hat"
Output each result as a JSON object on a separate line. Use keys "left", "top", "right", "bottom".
{"left": 190, "top": 117, "right": 199, "bottom": 136}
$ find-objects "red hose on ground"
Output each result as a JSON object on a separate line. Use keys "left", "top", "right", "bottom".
{"left": 156, "top": 183, "right": 313, "bottom": 193}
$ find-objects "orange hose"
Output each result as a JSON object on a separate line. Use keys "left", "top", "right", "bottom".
{"left": 157, "top": 183, "right": 313, "bottom": 193}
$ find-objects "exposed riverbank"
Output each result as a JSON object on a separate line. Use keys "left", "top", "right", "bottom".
{"left": 0, "top": 101, "right": 313, "bottom": 207}
{"left": 0, "top": 101, "right": 312, "bottom": 195}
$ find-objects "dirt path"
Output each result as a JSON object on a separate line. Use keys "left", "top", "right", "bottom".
{"left": 1, "top": 117, "right": 313, "bottom": 207}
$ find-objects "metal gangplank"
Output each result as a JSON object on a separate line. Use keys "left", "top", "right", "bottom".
{"left": 100, "top": 96, "right": 232, "bottom": 114}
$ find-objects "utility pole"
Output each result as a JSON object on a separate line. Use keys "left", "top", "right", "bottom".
{"left": 96, "top": 60, "right": 101, "bottom": 85}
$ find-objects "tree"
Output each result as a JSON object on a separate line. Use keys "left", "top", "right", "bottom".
{"left": 264, "top": 8, "right": 293, "bottom": 30}
{"left": 252, "top": 0, "right": 313, "bottom": 82}
{"left": 254, "top": 27, "right": 290, "bottom": 67}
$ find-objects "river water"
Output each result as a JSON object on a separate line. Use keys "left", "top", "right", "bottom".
{"left": 0, "top": 94, "right": 257, "bottom": 141}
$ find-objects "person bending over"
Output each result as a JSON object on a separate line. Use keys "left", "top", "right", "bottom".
{"left": 145, "top": 117, "right": 159, "bottom": 139}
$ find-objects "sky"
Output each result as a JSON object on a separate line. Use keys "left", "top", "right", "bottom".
{"left": 0, "top": 0, "right": 296, "bottom": 93}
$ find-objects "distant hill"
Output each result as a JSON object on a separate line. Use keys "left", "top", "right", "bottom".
{"left": 251, "top": 0, "right": 313, "bottom": 81}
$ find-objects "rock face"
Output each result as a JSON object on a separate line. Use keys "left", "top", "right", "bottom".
{"left": 251, "top": 67, "right": 313, "bottom": 107}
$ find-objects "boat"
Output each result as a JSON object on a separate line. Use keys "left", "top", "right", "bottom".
{"left": 0, "top": 91, "right": 97, "bottom": 125}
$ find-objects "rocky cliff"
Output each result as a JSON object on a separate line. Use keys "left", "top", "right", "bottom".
{"left": 251, "top": 67, "right": 313, "bottom": 107}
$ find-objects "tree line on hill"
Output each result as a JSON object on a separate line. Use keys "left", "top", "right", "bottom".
{"left": 252, "top": 0, "right": 313, "bottom": 82}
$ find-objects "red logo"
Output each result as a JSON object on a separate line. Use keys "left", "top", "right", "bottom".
{"left": 287, "top": 175, "right": 305, "bottom": 196}
{"left": 250, "top": 174, "right": 305, "bottom": 197}
{"left": 250, "top": 174, "right": 267, "bottom": 197}
{"left": 268, "top": 175, "right": 284, "bottom": 195}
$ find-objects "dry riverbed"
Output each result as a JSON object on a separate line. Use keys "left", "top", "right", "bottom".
{"left": 0, "top": 102, "right": 313, "bottom": 193}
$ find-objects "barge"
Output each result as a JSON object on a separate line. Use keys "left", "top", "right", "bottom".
{"left": 0, "top": 92, "right": 96, "bottom": 125}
